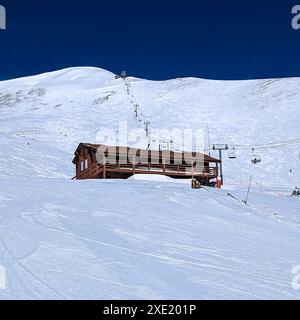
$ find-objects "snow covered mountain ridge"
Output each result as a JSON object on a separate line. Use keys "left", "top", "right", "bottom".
{"left": 0, "top": 66, "right": 299, "bottom": 187}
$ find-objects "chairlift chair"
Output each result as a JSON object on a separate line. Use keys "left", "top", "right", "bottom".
{"left": 251, "top": 155, "right": 261, "bottom": 164}
{"left": 251, "top": 149, "right": 261, "bottom": 164}
{"left": 228, "top": 148, "right": 237, "bottom": 159}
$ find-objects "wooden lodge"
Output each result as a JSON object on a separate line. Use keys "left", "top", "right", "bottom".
{"left": 72, "top": 143, "right": 221, "bottom": 186}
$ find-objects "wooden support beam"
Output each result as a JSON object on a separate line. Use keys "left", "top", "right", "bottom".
{"left": 191, "top": 161, "right": 194, "bottom": 179}
{"left": 76, "top": 162, "right": 80, "bottom": 179}
{"left": 103, "top": 155, "right": 106, "bottom": 179}
{"left": 88, "top": 155, "right": 92, "bottom": 177}
{"left": 133, "top": 156, "right": 136, "bottom": 175}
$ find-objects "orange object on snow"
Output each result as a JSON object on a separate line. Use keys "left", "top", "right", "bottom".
{"left": 216, "top": 177, "right": 222, "bottom": 189}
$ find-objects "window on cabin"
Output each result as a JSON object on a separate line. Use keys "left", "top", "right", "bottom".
{"left": 85, "top": 159, "right": 88, "bottom": 169}
{"left": 80, "top": 160, "right": 85, "bottom": 172}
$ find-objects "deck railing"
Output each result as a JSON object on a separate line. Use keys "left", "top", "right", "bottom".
{"left": 72, "top": 163, "right": 102, "bottom": 180}
{"left": 105, "top": 163, "right": 217, "bottom": 177}
{"left": 73, "top": 162, "right": 218, "bottom": 179}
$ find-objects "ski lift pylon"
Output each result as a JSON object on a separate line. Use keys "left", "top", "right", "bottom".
{"left": 120, "top": 70, "right": 128, "bottom": 79}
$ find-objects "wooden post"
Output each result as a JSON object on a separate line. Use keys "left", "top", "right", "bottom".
{"left": 191, "top": 161, "right": 194, "bottom": 179}
{"left": 76, "top": 158, "right": 81, "bottom": 179}
{"left": 88, "top": 155, "right": 92, "bottom": 178}
{"left": 96, "top": 163, "right": 99, "bottom": 178}
{"left": 163, "top": 159, "right": 166, "bottom": 175}
{"left": 133, "top": 156, "right": 136, "bottom": 175}
{"left": 103, "top": 155, "right": 106, "bottom": 179}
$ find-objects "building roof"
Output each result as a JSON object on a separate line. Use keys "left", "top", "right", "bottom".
{"left": 74, "top": 143, "right": 221, "bottom": 163}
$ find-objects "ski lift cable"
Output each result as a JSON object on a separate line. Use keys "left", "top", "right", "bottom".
{"left": 229, "top": 143, "right": 300, "bottom": 151}
{"left": 203, "top": 139, "right": 300, "bottom": 152}
{"left": 233, "top": 143, "right": 300, "bottom": 149}
{"left": 228, "top": 138, "right": 300, "bottom": 149}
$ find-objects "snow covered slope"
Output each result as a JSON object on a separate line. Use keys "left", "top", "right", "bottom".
{"left": 0, "top": 67, "right": 299, "bottom": 185}
{"left": 0, "top": 67, "right": 300, "bottom": 299}
{"left": 0, "top": 179, "right": 299, "bottom": 299}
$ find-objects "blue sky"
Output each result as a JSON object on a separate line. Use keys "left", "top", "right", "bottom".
{"left": 0, "top": 0, "right": 300, "bottom": 80}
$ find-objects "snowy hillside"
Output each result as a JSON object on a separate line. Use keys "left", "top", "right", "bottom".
{"left": 0, "top": 179, "right": 300, "bottom": 299}
{"left": 0, "top": 67, "right": 299, "bottom": 186}
{"left": 0, "top": 67, "right": 300, "bottom": 299}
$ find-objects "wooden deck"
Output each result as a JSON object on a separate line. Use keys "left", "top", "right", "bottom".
{"left": 73, "top": 162, "right": 218, "bottom": 180}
